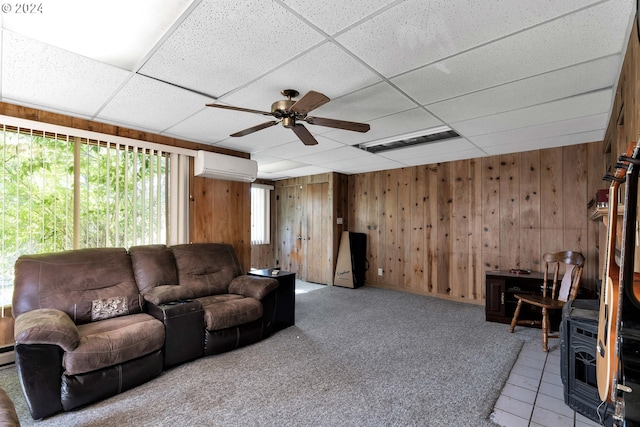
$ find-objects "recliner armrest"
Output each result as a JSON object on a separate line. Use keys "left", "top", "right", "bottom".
{"left": 143, "top": 285, "right": 195, "bottom": 306}
{"left": 229, "top": 275, "right": 278, "bottom": 300}
{"left": 14, "top": 308, "right": 80, "bottom": 352}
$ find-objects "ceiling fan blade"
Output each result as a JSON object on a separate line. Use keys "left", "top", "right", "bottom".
{"left": 206, "top": 103, "right": 272, "bottom": 116}
{"left": 291, "top": 124, "right": 319, "bottom": 146}
{"left": 289, "top": 91, "right": 330, "bottom": 115}
{"left": 230, "top": 120, "right": 279, "bottom": 137}
{"left": 304, "top": 116, "right": 370, "bottom": 133}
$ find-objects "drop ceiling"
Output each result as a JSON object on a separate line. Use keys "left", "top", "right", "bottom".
{"left": 0, "top": 0, "right": 635, "bottom": 180}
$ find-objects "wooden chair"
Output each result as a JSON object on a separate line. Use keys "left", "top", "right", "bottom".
{"left": 509, "top": 251, "right": 585, "bottom": 352}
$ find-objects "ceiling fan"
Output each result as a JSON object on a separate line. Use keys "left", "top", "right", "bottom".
{"left": 206, "top": 89, "right": 370, "bottom": 146}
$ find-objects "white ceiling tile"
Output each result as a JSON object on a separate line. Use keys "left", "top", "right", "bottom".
{"left": 257, "top": 171, "right": 289, "bottom": 180}
{"left": 215, "top": 124, "right": 302, "bottom": 154}
{"left": 1, "top": 0, "right": 194, "bottom": 70}
{"left": 377, "top": 138, "right": 476, "bottom": 161}
{"left": 337, "top": 0, "right": 606, "bottom": 77}
{"left": 282, "top": 0, "right": 398, "bottom": 35}
{"left": 251, "top": 152, "right": 282, "bottom": 166}
{"left": 426, "top": 56, "right": 621, "bottom": 123}
{"left": 220, "top": 42, "right": 381, "bottom": 110}
{"left": 452, "top": 89, "right": 613, "bottom": 137}
{"left": 251, "top": 153, "right": 282, "bottom": 179}
{"left": 139, "top": 0, "right": 325, "bottom": 97}
{"left": 469, "top": 113, "right": 608, "bottom": 148}
{"left": 98, "top": 74, "right": 211, "bottom": 132}
{"left": 331, "top": 158, "right": 406, "bottom": 174}
{"left": 370, "top": 162, "right": 412, "bottom": 173}
{"left": 257, "top": 137, "right": 345, "bottom": 160}
{"left": 327, "top": 107, "right": 444, "bottom": 146}
{"left": 391, "top": 0, "right": 632, "bottom": 104}
{"left": 260, "top": 159, "right": 309, "bottom": 173}
{"left": 216, "top": 137, "right": 297, "bottom": 155}
{"left": 398, "top": 148, "right": 487, "bottom": 166}
{"left": 2, "top": 31, "right": 131, "bottom": 117}
{"left": 482, "top": 130, "right": 605, "bottom": 156}
{"left": 164, "top": 107, "right": 269, "bottom": 145}
{"left": 294, "top": 145, "right": 367, "bottom": 165}
{"left": 278, "top": 165, "right": 333, "bottom": 178}
{"left": 311, "top": 82, "right": 417, "bottom": 123}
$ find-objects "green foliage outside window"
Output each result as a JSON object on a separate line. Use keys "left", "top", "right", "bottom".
{"left": 0, "top": 128, "right": 167, "bottom": 306}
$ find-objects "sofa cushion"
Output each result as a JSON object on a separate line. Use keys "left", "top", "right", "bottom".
{"left": 171, "top": 244, "right": 243, "bottom": 297}
{"left": 197, "top": 294, "right": 244, "bottom": 306}
{"left": 200, "top": 297, "right": 262, "bottom": 331}
{"left": 63, "top": 313, "right": 164, "bottom": 376}
{"left": 129, "top": 245, "right": 178, "bottom": 294}
{"left": 71, "top": 294, "right": 144, "bottom": 324}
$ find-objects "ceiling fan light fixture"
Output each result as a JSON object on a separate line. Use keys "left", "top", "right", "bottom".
{"left": 359, "top": 126, "right": 459, "bottom": 154}
{"left": 206, "top": 89, "right": 369, "bottom": 146}
{"left": 282, "top": 117, "right": 296, "bottom": 128}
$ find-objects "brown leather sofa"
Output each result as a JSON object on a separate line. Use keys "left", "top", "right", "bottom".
{"left": 12, "top": 243, "right": 279, "bottom": 420}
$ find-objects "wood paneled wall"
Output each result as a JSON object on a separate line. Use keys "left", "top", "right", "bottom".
{"left": 190, "top": 174, "right": 252, "bottom": 271}
{"left": 605, "top": 18, "right": 639, "bottom": 168}
{"left": 347, "top": 142, "right": 605, "bottom": 305}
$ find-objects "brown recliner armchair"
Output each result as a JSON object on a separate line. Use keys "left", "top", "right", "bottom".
{"left": 13, "top": 248, "right": 166, "bottom": 420}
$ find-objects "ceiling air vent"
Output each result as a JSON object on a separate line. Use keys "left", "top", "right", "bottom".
{"left": 359, "top": 126, "right": 460, "bottom": 154}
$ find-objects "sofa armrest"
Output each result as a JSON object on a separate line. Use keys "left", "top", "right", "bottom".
{"left": 229, "top": 275, "right": 278, "bottom": 300}
{"left": 143, "top": 285, "right": 195, "bottom": 306}
{"left": 14, "top": 309, "right": 80, "bottom": 352}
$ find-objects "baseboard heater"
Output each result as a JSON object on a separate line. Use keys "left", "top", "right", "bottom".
{"left": 0, "top": 344, "right": 15, "bottom": 366}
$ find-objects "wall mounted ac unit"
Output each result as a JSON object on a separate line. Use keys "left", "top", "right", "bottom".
{"left": 194, "top": 150, "right": 258, "bottom": 182}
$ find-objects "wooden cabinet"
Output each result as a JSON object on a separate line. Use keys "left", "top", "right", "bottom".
{"left": 485, "top": 270, "right": 547, "bottom": 325}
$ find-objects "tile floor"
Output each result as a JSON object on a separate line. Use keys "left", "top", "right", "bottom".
{"left": 490, "top": 339, "right": 605, "bottom": 427}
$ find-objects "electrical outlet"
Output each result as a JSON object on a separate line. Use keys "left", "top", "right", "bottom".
{"left": 378, "top": 268, "right": 383, "bottom": 276}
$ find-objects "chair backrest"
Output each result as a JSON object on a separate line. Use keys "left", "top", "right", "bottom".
{"left": 541, "top": 251, "right": 585, "bottom": 302}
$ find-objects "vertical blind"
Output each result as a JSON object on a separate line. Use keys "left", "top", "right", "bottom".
{"left": 0, "top": 117, "right": 193, "bottom": 312}
{"left": 251, "top": 183, "right": 273, "bottom": 245}
{"left": 77, "top": 140, "right": 168, "bottom": 248}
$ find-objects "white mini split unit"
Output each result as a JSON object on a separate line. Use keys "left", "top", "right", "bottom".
{"left": 194, "top": 150, "right": 258, "bottom": 182}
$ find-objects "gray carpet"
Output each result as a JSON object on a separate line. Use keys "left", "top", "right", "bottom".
{"left": 0, "top": 285, "right": 527, "bottom": 426}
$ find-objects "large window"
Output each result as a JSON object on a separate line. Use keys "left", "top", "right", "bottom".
{"left": 0, "top": 118, "right": 191, "bottom": 308}
{"left": 250, "top": 184, "right": 273, "bottom": 245}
